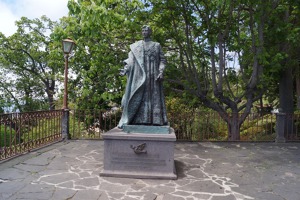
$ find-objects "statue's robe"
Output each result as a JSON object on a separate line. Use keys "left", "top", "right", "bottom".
{"left": 118, "top": 40, "right": 168, "bottom": 128}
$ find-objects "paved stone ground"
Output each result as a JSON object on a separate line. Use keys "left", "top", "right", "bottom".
{"left": 0, "top": 140, "right": 299, "bottom": 200}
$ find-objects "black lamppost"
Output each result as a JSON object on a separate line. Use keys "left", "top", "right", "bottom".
{"left": 62, "top": 38, "right": 75, "bottom": 109}
{"left": 61, "top": 38, "right": 75, "bottom": 140}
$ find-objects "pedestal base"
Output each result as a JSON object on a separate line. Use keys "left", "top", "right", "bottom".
{"left": 100, "top": 127, "right": 177, "bottom": 179}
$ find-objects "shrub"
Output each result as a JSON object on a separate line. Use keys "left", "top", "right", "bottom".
{"left": 0, "top": 126, "right": 16, "bottom": 147}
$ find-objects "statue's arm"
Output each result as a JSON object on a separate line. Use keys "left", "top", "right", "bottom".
{"left": 120, "top": 52, "right": 133, "bottom": 76}
{"left": 120, "top": 61, "right": 129, "bottom": 76}
{"left": 157, "top": 44, "right": 166, "bottom": 81}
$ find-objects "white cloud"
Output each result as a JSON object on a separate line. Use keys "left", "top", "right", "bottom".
{"left": 0, "top": 1, "right": 19, "bottom": 36}
{"left": 0, "top": 0, "right": 69, "bottom": 36}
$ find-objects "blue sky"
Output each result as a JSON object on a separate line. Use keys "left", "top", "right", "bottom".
{"left": 0, "top": 0, "right": 69, "bottom": 36}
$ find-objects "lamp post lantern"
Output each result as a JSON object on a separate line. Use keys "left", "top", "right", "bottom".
{"left": 62, "top": 38, "right": 75, "bottom": 109}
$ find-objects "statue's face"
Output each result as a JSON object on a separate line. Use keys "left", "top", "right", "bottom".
{"left": 142, "top": 28, "right": 151, "bottom": 38}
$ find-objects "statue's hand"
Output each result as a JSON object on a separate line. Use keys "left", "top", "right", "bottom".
{"left": 156, "top": 73, "right": 164, "bottom": 81}
{"left": 119, "top": 66, "right": 128, "bottom": 76}
{"left": 119, "top": 69, "right": 126, "bottom": 76}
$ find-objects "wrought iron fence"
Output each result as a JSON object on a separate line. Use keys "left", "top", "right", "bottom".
{"left": 173, "top": 111, "right": 300, "bottom": 141}
{"left": 68, "top": 109, "right": 300, "bottom": 142}
{"left": 1, "top": 109, "right": 299, "bottom": 161}
{"left": 0, "top": 110, "right": 63, "bottom": 161}
{"left": 69, "top": 109, "right": 121, "bottom": 139}
{"left": 284, "top": 113, "right": 300, "bottom": 141}
{"left": 168, "top": 111, "right": 277, "bottom": 141}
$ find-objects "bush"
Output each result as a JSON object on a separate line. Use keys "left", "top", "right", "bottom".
{"left": 166, "top": 97, "right": 227, "bottom": 141}
{"left": 240, "top": 114, "right": 276, "bottom": 141}
{"left": 0, "top": 126, "right": 16, "bottom": 147}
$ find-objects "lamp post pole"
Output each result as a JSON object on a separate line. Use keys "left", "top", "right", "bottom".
{"left": 63, "top": 54, "right": 69, "bottom": 110}
{"left": 61, "top": 38, "right": 75, "bottom": 140}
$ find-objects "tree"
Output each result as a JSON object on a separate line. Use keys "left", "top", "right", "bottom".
{"left": 262, "top": 1, "right": 300, "bottom": 138}
{"left": 59, "top": 0, "right": 286, "bottom": 140}
{"left": 52, "top": 0, "right": 146, "bottom": 110}
{"left": 33, "top": 0, "right": 297, "bottom": 141}
{"left": 141, "top": 0, "right": 272, "bottom": 140}
{"left": 0, "top": 16, "right": 63, "bottom": 111}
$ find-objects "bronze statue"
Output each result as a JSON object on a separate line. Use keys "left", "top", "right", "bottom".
{"left": 118, "top": 25, "right": 168, "bottom": 128}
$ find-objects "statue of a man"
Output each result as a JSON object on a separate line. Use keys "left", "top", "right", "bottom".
{"left": 118, "top": 25, "right": 168, "bottom": 128}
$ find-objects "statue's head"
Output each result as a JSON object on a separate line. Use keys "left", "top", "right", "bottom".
{"left": 142, "top": 25, "right": 152, "bottom": 38}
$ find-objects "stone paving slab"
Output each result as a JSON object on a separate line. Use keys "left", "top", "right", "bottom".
{"left": 0, "top": 141, "right": 300, "bottom": 200}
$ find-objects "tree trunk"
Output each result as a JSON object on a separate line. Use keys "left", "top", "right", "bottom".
{"left": 46, "top": 81, "right": 55, "bottom": 110}
{"left": 48, "top": 91, "right": 55, "bottom": 110}
{"left": 296, "top": 76, "right": 300, "bottom": 110}
{"left": 296, "top": 63, "right": 300, "bottom": 110}
{"left": 227, "top": 113, "right": 240, "bottom": 141}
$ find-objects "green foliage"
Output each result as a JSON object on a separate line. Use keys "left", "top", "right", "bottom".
{"left": 166, "top": 97, "right": 278, "bottom": 141}
{"left": 21, "top": 117, "right": 61, "bottom": 142}
{"left": 0, "top": 98, "right": 7, "bottom": 113}
{"left": 69, "top": 109, "right": 122, "bottom": 139}
{"left": 166, "top": 97, "right": 227, "bottom": 141}
{"left": 0, "top": 16, "right": 63, "bottom": 111}
{"left": 0, "top": 126, "right": 16, "bottom": 147}
{"left": 59, "top": 0, "right": 299, "bottom": 140}
{"left": 262, "top": 2, "right": 300, "bottom": 109}
{"left": 1, "top": 0, "right": 299, "bottom": 140}
{"left": 240, "top": 114, "right": 276, "bottom": 141}
{"left": 51, "top": 0, "right": 147, "bottom": 110}
{"left": 142, "top": 0, "right": 300, "bottom": 139}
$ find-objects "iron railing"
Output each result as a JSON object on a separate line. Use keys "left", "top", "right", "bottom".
{"left": 168, "top": 111, "right": 277, "bottom": 141}
{"left": 168, "top": 111, "right": 299, "bottom": 141}
{"left": 69, "top": 109, "right": 121, "bottom": 139}
{"left": 0, "top": 110, "right": 63, "bottom": 161}
{"left": 284, "top": 113, "right": 300, "bottom": 141}
{"left": 68, "top": 109, "right": 300, "bottom": 142}
{"left": 1, "top": 109, "right": 299, "bottom": 161}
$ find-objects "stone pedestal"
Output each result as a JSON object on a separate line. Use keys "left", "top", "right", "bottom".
{"left": 100, "top": 127, "right": 177, "bottom": 179}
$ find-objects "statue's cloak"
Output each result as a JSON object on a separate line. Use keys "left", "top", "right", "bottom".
{"left": 118, "top": 40, "right": 168, "bottom": 128}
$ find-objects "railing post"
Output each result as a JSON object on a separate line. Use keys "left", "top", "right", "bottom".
{"left": 275, "top": 112, "right": 286, "bottom": 143}
{"left": 62, "top": 109, "right": 70, "bottom": 140}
